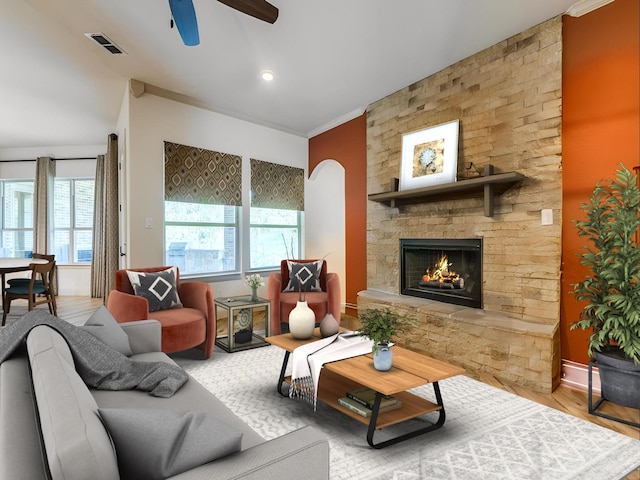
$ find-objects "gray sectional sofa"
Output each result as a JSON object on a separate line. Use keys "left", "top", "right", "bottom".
{"left": 0, "top": 317, "right": 329, "bottom": 480}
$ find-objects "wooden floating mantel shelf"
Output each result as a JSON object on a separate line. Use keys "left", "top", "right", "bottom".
{"left": 368, "top": 167, "right": 525, "bottom": 217}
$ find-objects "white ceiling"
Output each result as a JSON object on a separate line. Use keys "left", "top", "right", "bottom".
{"left": 1, "top": 0, "right": 578, "bottom": 148}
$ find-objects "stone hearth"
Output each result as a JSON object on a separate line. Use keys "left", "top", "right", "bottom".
{"left": 358, "top": 290, "right": 560, "bottom": 392}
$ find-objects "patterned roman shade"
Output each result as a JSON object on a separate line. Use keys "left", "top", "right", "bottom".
{"left": 164, "top": 141, "right": 242, "bottom": 205}
{"left": 250, "top": 158, "right": 304, "bottom": 211}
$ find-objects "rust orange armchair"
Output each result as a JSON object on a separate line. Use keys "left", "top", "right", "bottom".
{"left": 106, "top": 266, "right": 216, "bottom": 358}
{"left": 267, "top": 259, "right": 341, "bottom": 335}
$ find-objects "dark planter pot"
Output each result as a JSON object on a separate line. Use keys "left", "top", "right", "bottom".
{"left": 595, "top": 349, "right": 640, "bottom": 409}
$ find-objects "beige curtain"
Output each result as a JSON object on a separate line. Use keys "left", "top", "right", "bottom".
{"left": 33, "top": 156, "right": 55, "bottom": 254}
{"left": 91, "top": 134, "right": 119, "bottom": 301}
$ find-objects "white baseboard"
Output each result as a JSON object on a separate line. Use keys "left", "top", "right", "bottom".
{"left": 561, "top": 359, "right": 600, "bottom": 393}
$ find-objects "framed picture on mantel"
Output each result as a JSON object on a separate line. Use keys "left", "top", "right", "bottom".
{"left": 399, "top": 119, "right": 459, "bottom": 191}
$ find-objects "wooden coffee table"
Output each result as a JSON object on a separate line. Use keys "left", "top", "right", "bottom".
{"left": 266, "top": 330, "right": 465, "bottom": 448}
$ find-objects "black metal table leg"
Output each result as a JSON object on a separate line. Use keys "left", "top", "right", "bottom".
{"left": 276, "top": 351, "right": 291, "bottom": 397}
{"left": 366, "top": 381, "right": 446, "bottom": 449}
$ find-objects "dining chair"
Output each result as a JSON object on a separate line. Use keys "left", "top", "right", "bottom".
{"left": 6, "top": 253, "right": 56, "bottom": 292}
{"left": 2, "top": 260, "right": 57, "bottom": 326}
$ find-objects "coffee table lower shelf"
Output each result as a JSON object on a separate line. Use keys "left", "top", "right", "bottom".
{"left": 280, "top": 367, "right": 445, "bottom": 448}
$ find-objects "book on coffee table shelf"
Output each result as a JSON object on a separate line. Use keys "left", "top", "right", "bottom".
{"left": 338, "top": 396, "right": 402, "bottom": 418}
{"left": 346, "top": 387, "right": 398, "bottom": 410}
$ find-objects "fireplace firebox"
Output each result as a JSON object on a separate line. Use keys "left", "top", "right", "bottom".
{"left": 400, "top": 238, "right": 482, "bottom": 308}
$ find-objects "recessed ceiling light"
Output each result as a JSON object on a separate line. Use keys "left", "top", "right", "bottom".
{"left": 260, "top": 70, "right": 275, "bottom": 81}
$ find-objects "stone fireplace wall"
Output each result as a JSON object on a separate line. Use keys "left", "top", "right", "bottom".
{"left": 363, "top": 17, "right": 563, "bottom": 392}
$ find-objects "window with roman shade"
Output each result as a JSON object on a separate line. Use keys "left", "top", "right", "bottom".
{"left": 249, "top": 158, "right": 303, "bottom": 269}
{"left": 164, "top": 141, "right": 242, "bottom": 275}
{"left": 250, "top": 158, "right": 304, "bottom": 211}
{"left": 164, "top": 141, "right": 242, "bottom": 206}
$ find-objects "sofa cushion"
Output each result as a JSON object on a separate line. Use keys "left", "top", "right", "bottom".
{"left": 126, "top": 267, "right": 182, "bottom": 312}
{"left": 81, "top": 306, "right": 132, "bottom": 356}
{"left": 98, "top": 408, "right": 243, "bottom": 480}
{"left": 27, "top": 326, "right": 120, "bottom": 480}
{"left": 91, "top": 354, "right": 265, "bottom": 451}
{"left": 283, "top": 260, "right": 323, "bottom": 293}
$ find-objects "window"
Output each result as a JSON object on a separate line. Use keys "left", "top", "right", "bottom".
{"left": 165, "top": 201, "right": 239, "bottom": 275}
{"left": 0, "top": 180, "right": 34, "bottom": 257}
{"left": 249, "top": 159, "right": 304, "bottom": 271}
{"left": 54, "top": 178, "right": 95, "bottom": 263}
{"left": 249, "top": 207, "right": 301, "bottom": 269}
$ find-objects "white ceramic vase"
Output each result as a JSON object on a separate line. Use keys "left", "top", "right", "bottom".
{"left": 288, "top": 300, "right": 316, "bottom": 339}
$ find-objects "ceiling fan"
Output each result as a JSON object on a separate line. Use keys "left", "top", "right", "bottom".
{"left": 168, "top": 0, "right": 279, "bottom": 46}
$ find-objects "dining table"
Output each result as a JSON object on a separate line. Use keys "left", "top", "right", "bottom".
{"left": 0, "top": 257, "right": 50, "bottom": 308}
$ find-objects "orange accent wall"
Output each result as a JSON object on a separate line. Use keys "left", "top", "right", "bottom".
{"left": 309, "top": 114, "right": 367, "bottom": 315}
{"left": 561, "top": 0, "right": 640, "bottom": 364}
{"left": 307, "top": 0, "right": 640, "bottom": 364}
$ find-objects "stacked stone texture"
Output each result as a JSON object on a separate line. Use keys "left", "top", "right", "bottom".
{"left": 363, "top": 17, "right": 562, "bottom": 392}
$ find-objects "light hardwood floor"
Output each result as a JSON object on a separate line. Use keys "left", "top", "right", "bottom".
{"left": 8, "top": 296, "right": 639, "bottom": 478}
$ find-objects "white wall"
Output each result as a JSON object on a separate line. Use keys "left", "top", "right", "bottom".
{"left": 306, "top": 160, "right": 346, "bottom": 312}
{"left": 120, "top": 90, "right": 342, "bottom": 300}
{"left": 0, "top": 89, "right": 347, "bottom": 302}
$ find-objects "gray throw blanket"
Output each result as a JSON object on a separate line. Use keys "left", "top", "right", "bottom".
{"left": 0, "top": 310, "right": 188, "bottom": 398}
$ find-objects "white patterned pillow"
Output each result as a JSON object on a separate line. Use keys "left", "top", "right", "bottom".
{"left": 126, "top": 267, "right": 182, "bottom": 312}
{"left": 283, "top": 260, "right": 323, "bottom": 293}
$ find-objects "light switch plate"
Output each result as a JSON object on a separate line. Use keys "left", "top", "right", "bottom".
{"left": 541, "top": 209, "right": 553, "bottom": 226}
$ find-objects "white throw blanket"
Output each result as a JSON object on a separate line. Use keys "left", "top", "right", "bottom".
{"left": 289, "top": 332, "right": 373, "bottom": 410}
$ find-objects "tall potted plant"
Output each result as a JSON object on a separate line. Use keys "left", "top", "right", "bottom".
{"left": 357, "top": 308, "right": 416, "bottom": 371}
{"left": 571, "top": 163, "right": 640, "bottom": 410}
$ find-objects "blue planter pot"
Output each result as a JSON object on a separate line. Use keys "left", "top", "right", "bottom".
{"left": 373, "top": 344, "right": 393, "bottom": 371}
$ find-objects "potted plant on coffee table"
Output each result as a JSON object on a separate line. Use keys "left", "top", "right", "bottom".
{"left": 357, "top": 308, "right": 416, "bottom": 371}
{"left": 571, "top": 163, "right": 640, "bottom": 425}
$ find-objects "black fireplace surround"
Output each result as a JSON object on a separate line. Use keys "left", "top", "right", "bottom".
{"left": 400, "top": 238, "right": 482, "bottom": 308}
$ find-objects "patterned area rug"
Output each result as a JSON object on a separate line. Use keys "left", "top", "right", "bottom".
{"left": 171, "top": 345, "right": 640, "bottom": 480}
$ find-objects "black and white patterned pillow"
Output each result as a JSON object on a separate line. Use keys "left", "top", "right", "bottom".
{"left": 283, "top": 260, "right": 323, "bottom": 293}
{"left": 126, "top": 267, "right": 182, "bottom": 312}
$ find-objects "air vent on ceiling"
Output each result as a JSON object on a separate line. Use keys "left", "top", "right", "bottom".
{"left": 84, "top": 33, "right": 127, "bottom": 55}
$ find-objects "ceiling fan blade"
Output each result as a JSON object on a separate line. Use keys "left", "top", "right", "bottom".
{"left": 217, "top": 0, "right": 279, "bottom": 24}
{"left": 168, "top": 0, "right": 200, "bottom": 46}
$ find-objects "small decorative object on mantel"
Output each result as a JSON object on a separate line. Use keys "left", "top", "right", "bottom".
{"left": 399, "top": 119, "right": 459, "bottom": 191}
{"left": 244, "top": 274, "right": 264, "bottom": 302}
{"left": 319, "top": 313, "right": 340, "bottom": 338}
{"left": 462, "top": 161, "right": 483, "bottom": 179}
{"left": 356, "top": 308, "right": 416, "bottom": 371}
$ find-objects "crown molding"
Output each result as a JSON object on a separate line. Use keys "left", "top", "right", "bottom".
{"left": 307, "top": 108, "right": 366, "bottom": 139}
{"left": 566, "top": 0, "right": 615, "bottom": 17}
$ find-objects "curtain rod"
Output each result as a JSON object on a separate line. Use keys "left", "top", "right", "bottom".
{"left": 0, "top": 157, "right": 97, "bottom": 163}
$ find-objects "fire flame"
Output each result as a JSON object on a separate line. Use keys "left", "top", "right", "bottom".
{"left": 422, "top": 255, "right": 460, "bottom": 283}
